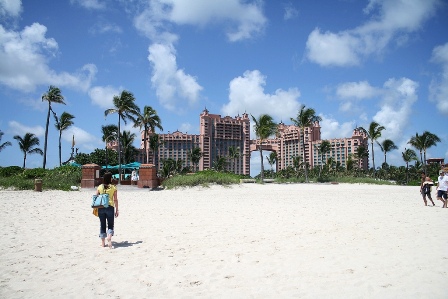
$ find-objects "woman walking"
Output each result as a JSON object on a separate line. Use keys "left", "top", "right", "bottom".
{"left": 96, "top": 172, "right": 119, "bottom": 248}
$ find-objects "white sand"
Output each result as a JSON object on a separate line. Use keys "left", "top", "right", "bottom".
{"left": 0, "top": 183, "right": 447, "bottom": 298}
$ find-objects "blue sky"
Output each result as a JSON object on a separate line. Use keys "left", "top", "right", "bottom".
{"left": 0, "top": 0, "right": 447, "bottom": 176}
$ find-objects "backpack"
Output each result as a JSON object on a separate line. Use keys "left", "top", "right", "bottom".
{"left": 423, "top": 183, "right": 431, "bottom": 194}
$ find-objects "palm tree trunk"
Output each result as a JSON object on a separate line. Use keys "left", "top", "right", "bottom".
{"left": 23, "top": 153, "right": 26, "bottom": 169}
{"left": 58, "top": 132, "right": 62, "bottom": 166}
{"left": 259, "top": 145, "right": 264, "bottom": 182}
{"left": 371, "top": 140, "right": 375, "bottom": 176}
{"left": 423, "top": 149, "right": 427, "bottom": 175}
{"left": 406, "top": 162, "right": 409, "bottom": 184}
{"left": 302, "top": 131, "right": 308, "bottom": 183}
{"left": 144, "top": 130, "right": 148, "bottom": 164}
{"left": 118, "top": 115, "right": 122, "bottom": 185}
{"left": 318, "top": 152, "right": 322, "bottom": 178}
{"left": 43, "top": 103, "right": 51, "bottom": 169}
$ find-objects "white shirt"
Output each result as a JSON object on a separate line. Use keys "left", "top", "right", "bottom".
{"left": 438, "top": 174, "right": 448, "bottom": 191}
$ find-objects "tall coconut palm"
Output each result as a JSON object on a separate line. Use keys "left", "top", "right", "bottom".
{"left": 134, "top": 105, "right": 163, "bottom": 164}
{"left": 358, "top": 121, "right": 385, "bottom": 175}
{"left": 228, "top": 146, "right": 241, "bottom": 174}
{"left": 346, "top": 154, "right": 355, "bottom": 172}
{"left": 149, "top": 134, "right": 164, "bottom": 169}
{"left": 377, "top": 139, "right": 398, "bottom": 166}
{"left": 317, "top": 140, "right": 331, "bottom": 177}
{"left": 402, "top": 148, "right": 418, "bottom": 184}
{"left": 101, "top": 124, "right": 119, "bottom": 142}
{"left": 120, "top": 130, "right": 137, "bottom": 164}
{"left": 101, "top": 125, "right": 118, "bottom": 168}
{"left": 188, "top": 147, "right": 202, "bottom": 172}
{"left": 41, "top": 86, "right": 65, "bottom": 169}
{"left": 53, "top": 112, "right": 75, "bottom": 166}
{"left": 13, "top": 133, "right": 43, "bottom": 168}
{"left": 213, "top": 155, "right": 227, "bottom": 172}
{"left": 104, "top": 90, "right": 140, "bottom": 184}
{"left": 265, "top": 151, "right": 277, "bottom": 171}
{"left": 291, "top": 155, "right": 303, "bottom": 173}
{"left": 0, "top": 130, "right": 12, "bottom": 153}
{"left": 354, "top": 145, "right": 369, "bottom": 170}
{"left": 290, "top": 105, "right": 322, "bottom": 183}
{"left": 408, "top": 131, "right": 440, "bottom": 175}
{"left": 251, "top": 114, "right": 277, "bottom": 182}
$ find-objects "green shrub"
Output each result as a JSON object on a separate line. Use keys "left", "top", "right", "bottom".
{"left": 163, "top": 170, "right": 242, "bottom": 189}
{"left": 0, "top": 176, "right": 34, "bottom": 190}
{"left": 0, "top": 165, "right": 82, "bottom": 191}
{"left": 21, "top": 168, "right": 49, "bottom": 179}
{"left": 0, "top": 166, "right": 23, "bottom": 177}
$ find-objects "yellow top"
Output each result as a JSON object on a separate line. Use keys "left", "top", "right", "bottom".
{"left": 97, "top": 184, "right": 116, "bottom": 207}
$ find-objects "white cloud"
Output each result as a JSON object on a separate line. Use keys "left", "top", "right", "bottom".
{"left": 89, "top": 85, "right": 122, "bottom": 109}
{"left": 429, "top": 42, "right": 448, "bottom": 115}
{"left": 66, "top": 126, "right": 102, "bottom": 152}
{"left": 134, "top": 0, "right": 266, "bottom": 42}
{"left": 0, "top": 0, "right": 22, "bottom": 17}
{"left": 0, "top": 23, "right": 97, "bottom": 92}
{"left": 305, "top": 0, "right": 440, "bottom": 67}
{"left": 283, "top": 3, "right": 298, "bottom": 20}
{"left": 222, "top": 70, "right": 301, "bottom": 122}
{"left": 70, "top": 0, "right": 105, "bottom": 10}
{"left": 306, "top": 29, "right": 362, "bottom": 67}
{"left": 372, "top": 77, "right": 418, "bottom": 141}
{"left": 336, "top": 80, "right": 380, "bottom": 112}
{"left": 148, "top": 43, "right": 203, "bottom": 112}
{"left": 179, "top": 123, "right": 193, "bottom": 133}
{"left": 319, "top": 116, "right": 356, "bottom": 140}
{"left": 8, "top": 120, "right": 45, "bottom": 137}
{"left": 336, "top": 81, "right": 378, "bottom": 99}
{"left": 89, "top": 20, "right": 122, "bottom": 35}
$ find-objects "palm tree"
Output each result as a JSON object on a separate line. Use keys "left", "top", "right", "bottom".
{"left": 228, "top": 146, "right": 241, "bottom": 174}
{"left": 290, "top": 105, "right": 322, "bottom": 183}
{"left": 291, "top": 155, "right": 303, "bottom": 173}
{"left": 213, "top": 155, "right": 227, "bottom": 172}
{"left": 251, "top": 114, "right": 277, "bottom": 182}
{"left": 149, "top": 134, "right": 164, "bottom": 169}
{"left": 0, "top": 130, "right": 12, "bottom": 153}
{"left": 134, "top": 105, "right": 163, "bottom": 164}
{"left": 358, "top": 121, "right": 385, "bottom": 175}
{"left": 317, "top": 140, "right": 331, "bottom": 178}
{"left": 265, "top": 151, "right": 277, "bottom": 171}
{"left": 402, "top": 148, "right": 418, "bottom": 184}
{"left": 13, "top": 133, "right": 43, "bottom": 168}
{"left": 354, "top": 145, "right": 369, "bottom": 170}
{"left": 101, "top": 124, "right": 119, "bottom": 142}
{"left": 41, "top": 86, "right": 65, "bottom": 169}
{"left": 346, "top": 154, "right": 355, "bottom": 172}
{"left": 120, "top": 130, "right": 137, "bottom": 164}
{"left": 377, "top": 139, "right": 398, "bottom": 166}
{"left": 188, "top": 147, "right": 202, "bottom": 172}
{"left": 408, "top": 132, "right": 424, "bottom": 164}
{"left": 101, "top": 125, "right": 118, "bottom": 168}
{"left": 53, "top": 112, "right": 75, "bottom": 166}
{"left": 408, "top": 131, "right": 441, "bottom": 175}
{"left": 104, "top": 90, "right": 140, "bottom": 184}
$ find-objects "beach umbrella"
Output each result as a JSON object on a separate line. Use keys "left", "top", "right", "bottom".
{"left": 102, "top": 164, "right": 117, "bottom": 169}
{"left": 125, "top": 162, "right": 141, "bottom": 169}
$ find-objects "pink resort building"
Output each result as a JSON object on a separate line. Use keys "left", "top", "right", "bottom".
{"left": 136, "top": 109, "right": 370, "bottom": 175}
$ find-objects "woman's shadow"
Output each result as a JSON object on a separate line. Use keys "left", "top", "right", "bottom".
{"left": 113, "top": 240, "right": 143, "bottom": 248}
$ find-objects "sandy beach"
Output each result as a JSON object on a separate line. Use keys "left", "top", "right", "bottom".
{"left": 0, "top": 183, "right": 447, "bottom": 298}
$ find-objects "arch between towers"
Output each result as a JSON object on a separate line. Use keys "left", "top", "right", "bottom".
{"left": 249, "top": 139, "right": 280, "bottom": 172}
{"left": 249, "top": 139, "right": 279, "bottom": 153}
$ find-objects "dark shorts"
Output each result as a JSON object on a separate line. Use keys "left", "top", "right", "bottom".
{"left": 437, "top": 190, "right": 447, "bottom": 199}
